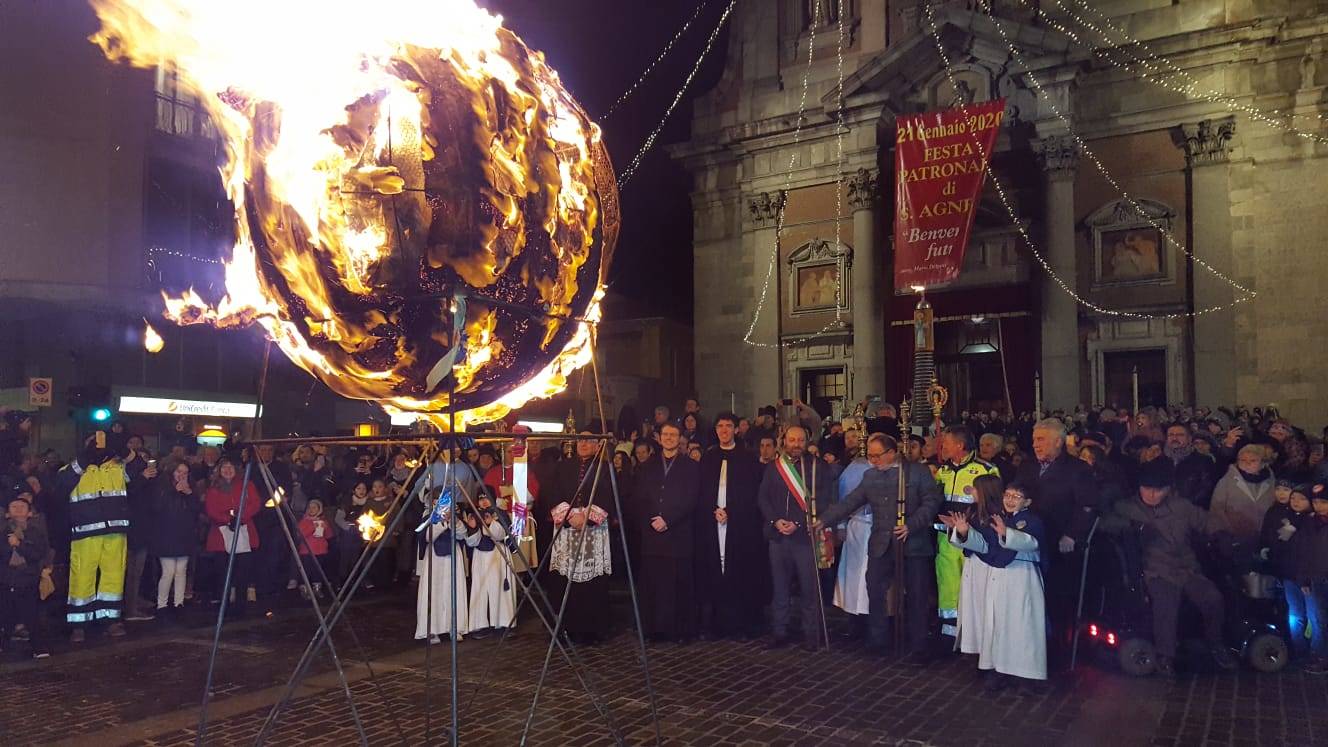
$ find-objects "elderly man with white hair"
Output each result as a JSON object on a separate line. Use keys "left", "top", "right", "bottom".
{"left": 1013, "top": 417, "right": 1100, "bottom": 671}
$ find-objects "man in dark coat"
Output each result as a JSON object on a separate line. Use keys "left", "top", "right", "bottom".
{"left": 1014, "top": 417, "right": 1100, "bottom": 668}
{"left": 815, "top": 434, "right": 941, "bottom": 658}
{"left": 1164, "top": 424, "right": 1220, "bottom": 508}
{"left": 694, "top": 413, "right": 766, "bottom": 639}
{"left": 633, "top": 422, "right": 700, "bottom": 641}
{"left": 757, "top": 425, "right": 837, "bottom": 651}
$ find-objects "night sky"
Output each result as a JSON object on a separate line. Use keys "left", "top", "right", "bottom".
{"left": 481, "top": 0, "right": 730, "bottom": 323}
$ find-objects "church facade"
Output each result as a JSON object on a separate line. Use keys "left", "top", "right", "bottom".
{"left": 672, "top": 0, "right": 1328, "bottom": 427}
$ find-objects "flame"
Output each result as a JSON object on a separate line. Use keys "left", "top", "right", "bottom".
{"left": 143, "top": 321, "right": 165, "bottom": 353}
{"left": 357, "top": 511, "right": 386, "bottom": 542}
{"left": 91, "top": 0, "right": 618, "bottom": 427}
{"left": 265, "top": 486, "right": 284, "bottom": 509}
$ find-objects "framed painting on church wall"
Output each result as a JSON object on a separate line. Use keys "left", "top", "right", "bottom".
{"left": 795, "top": 263, "right": 839, "bottom": 311}
{"left": 1096, "top": 226, "right": 1166, "bottom": 284}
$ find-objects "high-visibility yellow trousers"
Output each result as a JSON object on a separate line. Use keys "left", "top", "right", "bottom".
{"left": 935, "top": 531, "right": 963, "bottom": 637}
{"left": 68, "top": 533, "right": 127, "bottom": 624}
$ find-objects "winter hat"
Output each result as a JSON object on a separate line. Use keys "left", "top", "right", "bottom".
{"left": 1276, "top": 478, "right": 1297, "bottom": 491}
{"left": 1309, "top": 483, "right": 1328, "bottom": 503}
{"left": 1137, "top": 459, "right": 1174, "bottom": 489}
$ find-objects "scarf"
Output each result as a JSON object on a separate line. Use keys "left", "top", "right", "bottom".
{"left": 1238, "top": 467, "right": 1271, "bottom": 484}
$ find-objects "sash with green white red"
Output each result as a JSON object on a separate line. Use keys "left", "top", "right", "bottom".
{"left": 774, "top": 456, "right": 810, "bottom": 514}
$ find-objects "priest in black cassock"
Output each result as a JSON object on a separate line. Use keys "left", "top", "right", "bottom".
{"left": 634, "top": 422, "right": 700, "bottom": 641}
{"left": 694, "top": 412, "right": 767, "bottom": 639}
{"left": 545, "top": 434, "right": 616, "bottom": 644}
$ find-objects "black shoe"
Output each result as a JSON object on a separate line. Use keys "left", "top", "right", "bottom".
{"left": 469, "top": 628, "right": 491, "bottom": 640}
{"left": 902, "top": 650, "right": 934, "bottom": 667}
{"left": 1155, "top": 656, "right": 1176, "bottom": 678}
{"left": 1211, "top": 644, "right": 1239, "bottom": 671}
{"left": 762, "top": 635, "right": 793, "bottom": 651}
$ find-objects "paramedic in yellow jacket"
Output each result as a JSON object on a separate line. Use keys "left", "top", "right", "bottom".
{"left": 933, "top": 426, "right": 998, "bottom": 642}
{"left": 53, "top": 445, "right": 156, "bottom": 642}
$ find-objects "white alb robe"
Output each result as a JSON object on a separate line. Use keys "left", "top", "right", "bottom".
{"left": 415, "top": 519, "right": 470, "bottom": 640}
{"left": 833, "top": 508, "right": 872, "bottom": 615}
{"left": 467, "top": 520, "right": 516, "bottom": 630}
{"left": 950, "top": 526, "right": 1047, "bottom": 680}
{"left": 833, "top": 459, "right": 872, "bottom": 615}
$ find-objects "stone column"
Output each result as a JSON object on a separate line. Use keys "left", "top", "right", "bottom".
{"left": 745, "top": 190, "right": 785, "bottom": 407}
{"left": 1177, "top": 117, "right": 1238, "bottom": 408}
{"left": 846, "top": 167, "right": 886, "bottom": 400}
{"left": 1034, "top": 135, "right": 1082, "bottom": 411}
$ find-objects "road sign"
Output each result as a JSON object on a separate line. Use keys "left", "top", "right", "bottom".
{"left": 28, "top": 377, "right": 52, "bottom": 407}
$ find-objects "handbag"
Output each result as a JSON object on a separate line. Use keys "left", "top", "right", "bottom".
{"left": 218, "top": 523, "right": 252, "bottom": 554}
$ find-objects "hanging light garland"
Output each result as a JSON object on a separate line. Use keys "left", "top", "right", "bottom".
{"left": 616, "top": 0, "right": 738, "bottom": 189}
{"left": 744, "top": 0, "right": 855, "bottom": 347}
{"left": 1035, "top": 0, "right": 1328, "bottom": 144}
{"left": 985, "top": 9, "right": 1256, "bottom": 299}
{"left": 922, "top": 2, "right": 1255, "bottom": 320}
{"left": 146, "top": 246, "right": 224, "bottom": 265}
{"left": 600, "top": 0, "right": 712, "bottom": 122}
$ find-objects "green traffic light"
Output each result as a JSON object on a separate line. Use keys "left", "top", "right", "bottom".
{"left": 92, "top": 407, "right": 112, "bottom": 422}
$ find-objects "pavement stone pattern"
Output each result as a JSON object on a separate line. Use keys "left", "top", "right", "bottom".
{"left": 2, "top": 588, "right": 1328, "bottom": 746}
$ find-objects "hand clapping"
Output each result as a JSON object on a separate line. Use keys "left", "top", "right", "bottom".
{"left": 991, "top": 513, "right": 1006, "bottom": 539}
{"left": 650, "top": 515, "right": 668, "bottom": 533}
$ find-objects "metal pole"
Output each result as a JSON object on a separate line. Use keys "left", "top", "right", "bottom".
{"left": 255, "top": 461, "right": 368, "bottom": 746}
{"left": 250, "top": 339, "right": 272, "bottom": 441}
{"left": 256, "top": 445, "right": 434, "bottom": 740}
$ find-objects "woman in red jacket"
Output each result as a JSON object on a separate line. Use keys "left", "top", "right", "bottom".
{"left": 204, "top": 458, "right": 261, "bottom": 618}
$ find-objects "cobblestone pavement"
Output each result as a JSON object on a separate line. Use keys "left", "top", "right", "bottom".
{"left": 2, "top": 588, "right": 1327, "bottom": 746}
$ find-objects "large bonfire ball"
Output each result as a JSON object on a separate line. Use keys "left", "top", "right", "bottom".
{"left": 242, "top": 29, "right": 618, "bottom": 418}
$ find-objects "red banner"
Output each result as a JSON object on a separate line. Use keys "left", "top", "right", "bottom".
{"left": 893, "top": 99, "right": 1005, "bottom": 289}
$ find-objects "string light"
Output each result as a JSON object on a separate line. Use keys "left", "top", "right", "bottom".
{"left": 616, "top": 0, "right": 738, "bottom": 189}
{"left": 146, "top": 247, "right": 224, "bottom": 265}
{"left": 742, "top": 1, "right": 822, "bottom": 347}
{"left": 921, "top": 3, "right": 1254, "bottom": 320}
{"left": 1037, "top": 0, "right": 1328, "bottom": 144}
{"left": 600, "top": 0, "right": 711, "bottom": 122}
{"left": 744, "top": 0, "right": 857, "bottom": 347}
{"left": 982, "top": 6, "right": 1256, "bottom": 300}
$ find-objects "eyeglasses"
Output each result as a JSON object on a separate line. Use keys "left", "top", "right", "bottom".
{"left": 866, "top": 451, "right": 888, "bottom": 459}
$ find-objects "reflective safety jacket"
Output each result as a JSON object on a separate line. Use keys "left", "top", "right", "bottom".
{"left": 934, "top": 452, "right": 999, "bottom": 529}
{"left": 58, "top": 461, "right": 132, "bottom": 541}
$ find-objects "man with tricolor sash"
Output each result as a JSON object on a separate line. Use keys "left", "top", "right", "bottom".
{"left": 934, "top": 425, "right": 999, "bottom": 644}
{"left": 756, "top": 425, "right": 836, "bottom": 651}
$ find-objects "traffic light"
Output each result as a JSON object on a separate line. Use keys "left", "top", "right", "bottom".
{"left": 68, "top": 385, "right": 114, "bottom": 425}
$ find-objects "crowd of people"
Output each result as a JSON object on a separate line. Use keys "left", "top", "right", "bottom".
{"left": 2, "top": 397, "right": 1328, "bottom": 686}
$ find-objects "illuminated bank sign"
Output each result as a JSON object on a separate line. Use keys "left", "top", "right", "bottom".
{"left": 118, "top": 396, "right": 258, "bottom": 419}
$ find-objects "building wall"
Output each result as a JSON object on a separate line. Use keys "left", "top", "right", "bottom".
{"left": 677, "top": 0, "right": 1328, "bottom": 426}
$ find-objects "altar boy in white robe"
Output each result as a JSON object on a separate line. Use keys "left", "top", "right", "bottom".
{"left": 415, "top": 511, "right": 470, "bottom": 643}
{"left": 464, "top": 489, "right": 516, "bottom": 635}
{"left": 943, "top": 478, "right": 1047, "bottom": 687}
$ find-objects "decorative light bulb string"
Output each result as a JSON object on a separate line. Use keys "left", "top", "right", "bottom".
{"left": 600, "top": 0, "right": 712, "bottom": 122}
{"left": 616, "top": 0, "right": 738, "bottom": 189}
{"left": 744, "top": 0, "right": 856, "bottom": 348}
{"left": 922, "top": 2, "right": 1254, "bottom": 320}
{"left": 981, "top": 5, "right": 1256, "bottom": 298}
{"left": 1041, "top": 0, "right": 1328, "bottom": 142}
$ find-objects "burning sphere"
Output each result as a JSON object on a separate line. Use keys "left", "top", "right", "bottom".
{"left": 91, "top": 0, "right": 618, "bottom": 426}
